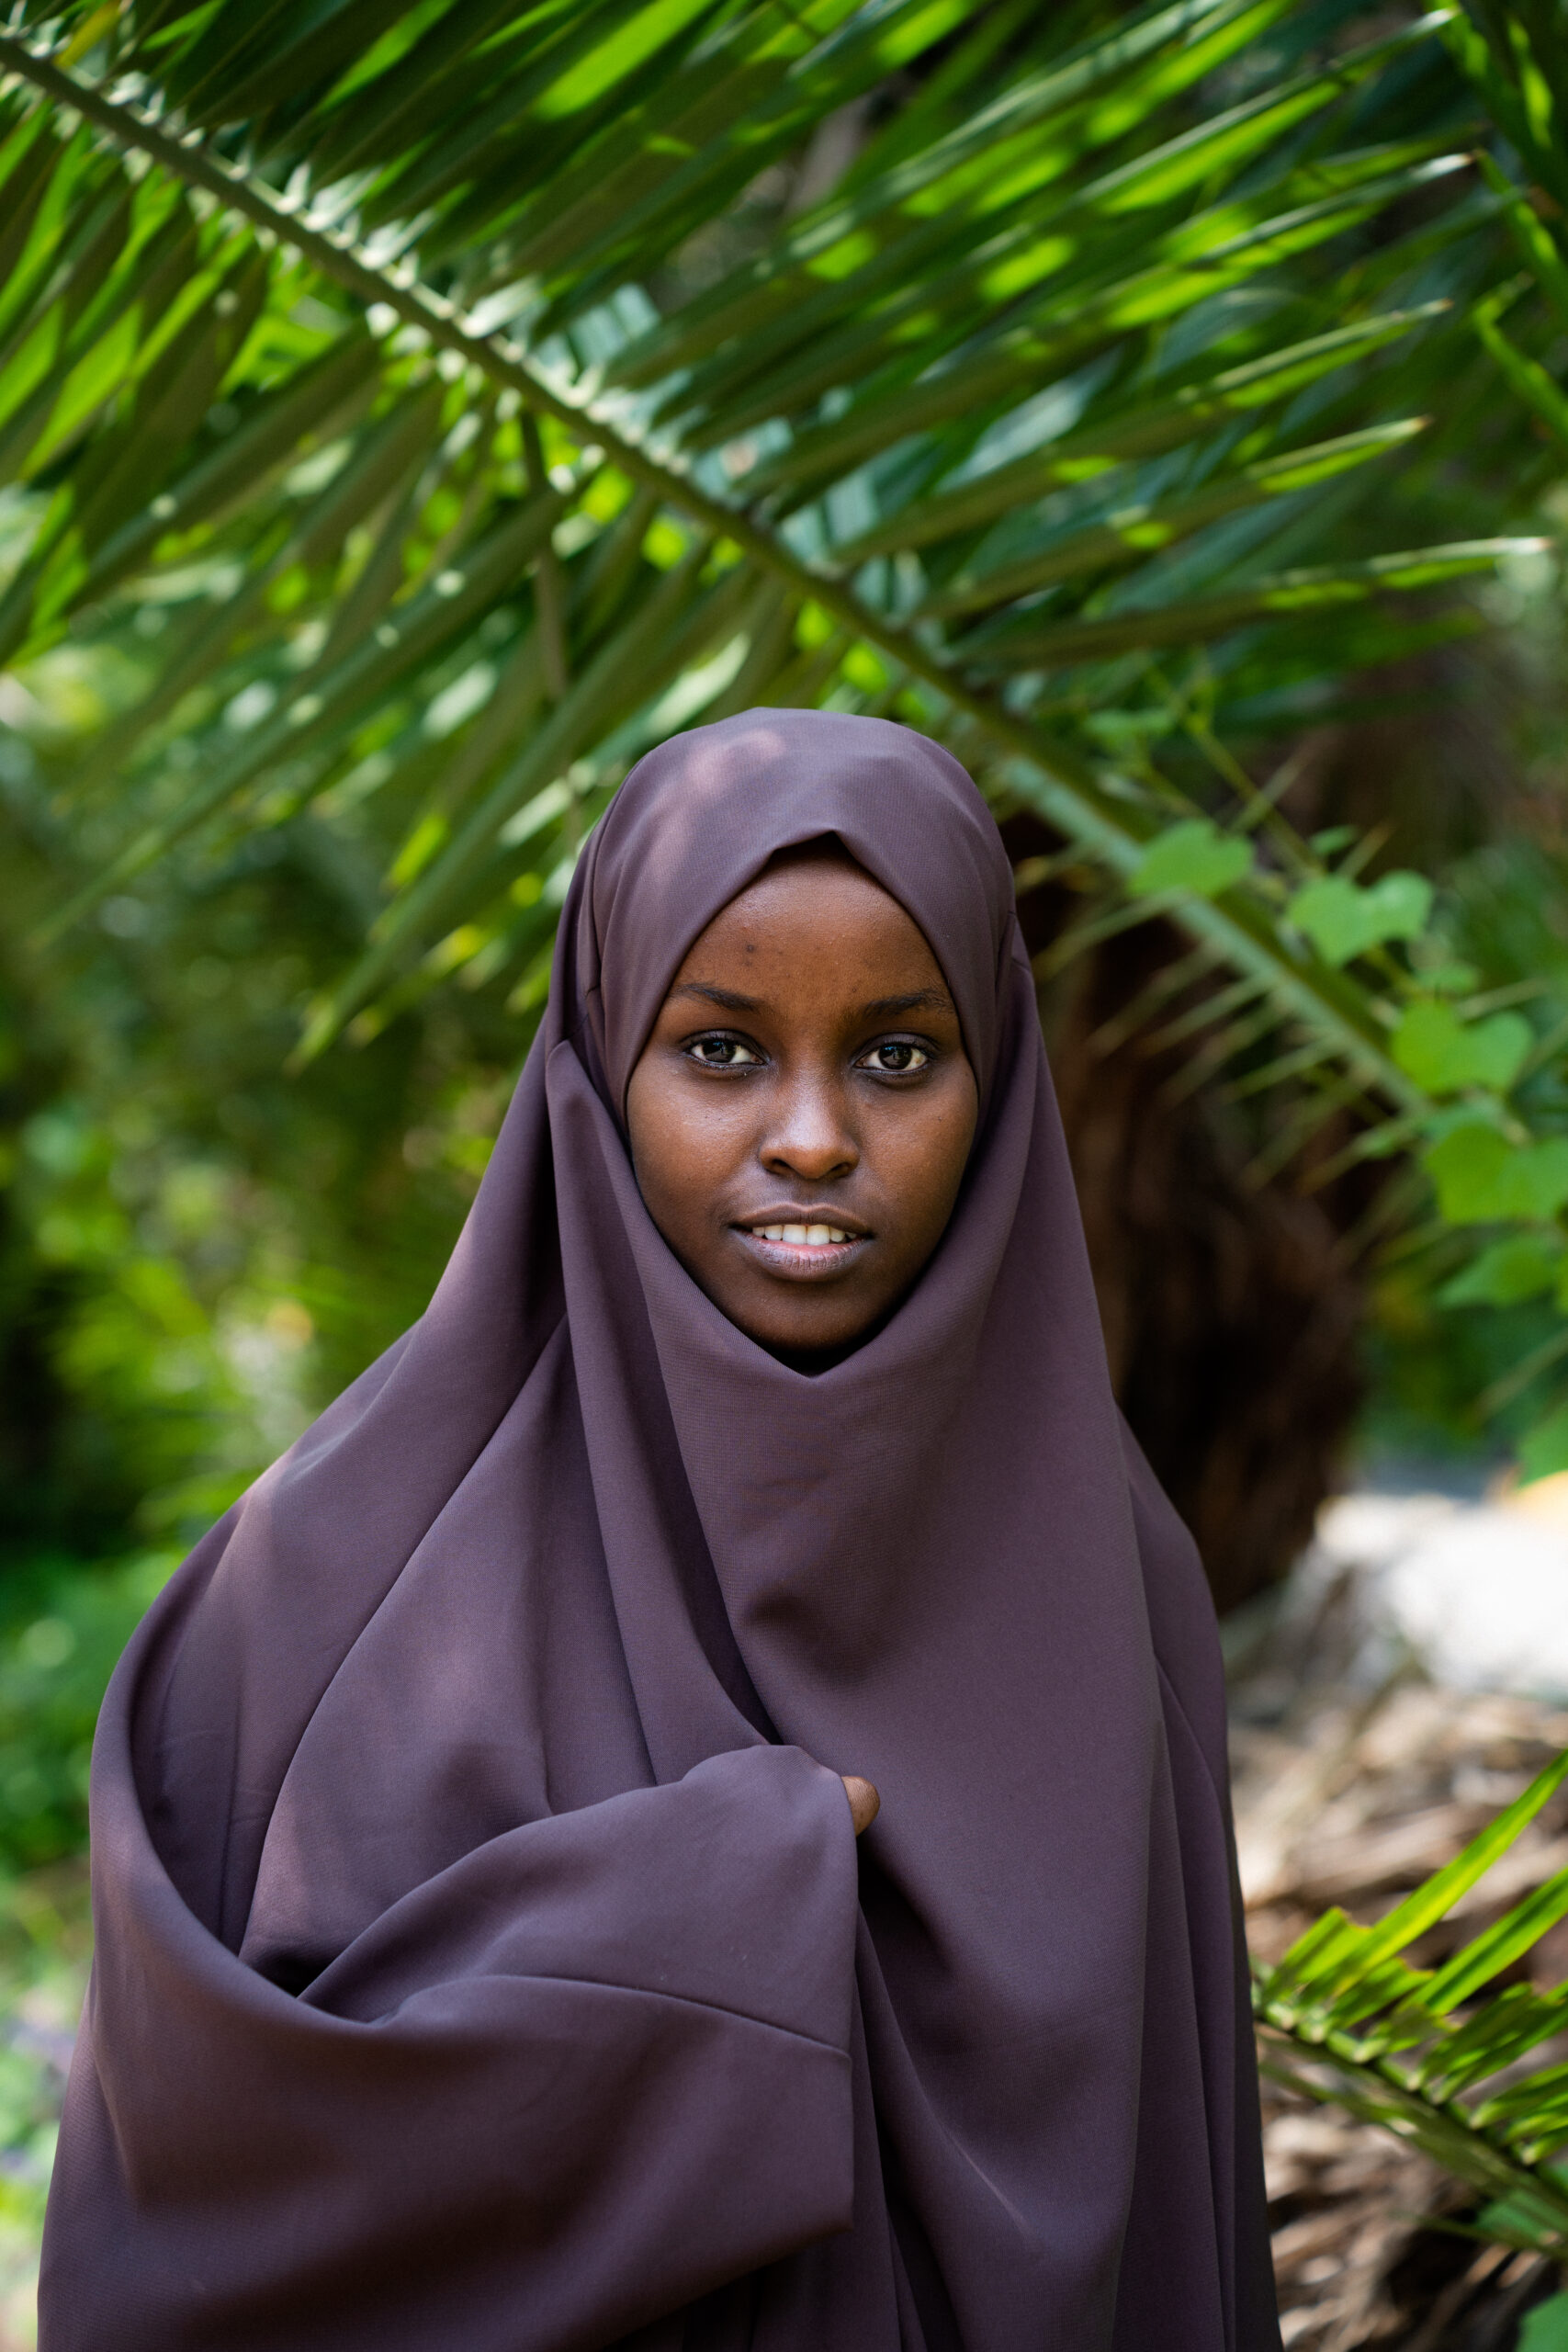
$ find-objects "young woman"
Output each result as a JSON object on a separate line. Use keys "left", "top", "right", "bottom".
{"left": 41, "top": 710, "right": 1280, "bottom": 2350}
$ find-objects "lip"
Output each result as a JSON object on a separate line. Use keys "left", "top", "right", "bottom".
{"left": 729, "top": 1207, "right": 873, "bottom": 1281}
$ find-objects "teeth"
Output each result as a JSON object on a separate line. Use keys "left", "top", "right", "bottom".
{"left": 753, "top": 1223, "right": 852, "bottom": 1246}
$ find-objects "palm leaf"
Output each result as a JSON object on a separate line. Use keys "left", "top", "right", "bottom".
{"left": 0, "top": 14, "right": 1492, "bottom": 1003}
{"left": 1256, "top": 1747, "right": 1568, "bottom": 2254}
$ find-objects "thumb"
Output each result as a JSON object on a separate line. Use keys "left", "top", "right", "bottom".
{"left": 840, "top": 1775, "right": 880, "bottom": 1837}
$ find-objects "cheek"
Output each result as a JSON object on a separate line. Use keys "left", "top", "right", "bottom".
{"left": 626, "top": 1067, "right": 740, "bottom": 1227}
{"left": 872, "top": 1081, "right": 977, "bottom": 1244}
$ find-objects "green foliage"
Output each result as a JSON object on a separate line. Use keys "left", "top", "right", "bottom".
{"left": 0, "top": 0, "right": 1529, "bottom": 1059}
{"left": 0, "top": 1091, "right": 248, "bottom": 1545}
{"left": 1256, "top": 1747, "right": 1568, "bottom": 2254}
{"left": 1521, "top": 2292, "right": 1568, "bottom": 2348}
{"left": 1289, "top": 871, "right": 1432, "bottom": 967}
{"left": 1393, "top": 1002, "right": 1533, "bottom": 1095}
{"left": 0, "top": 1551, "right": 174, "bottom": 1870}
{"left": 1518, "top": 1401, "right": 1568, "bottom": 1484}
{"left": 0, "top": 1862, "right": 91, "bottom": 2310}
{"left": 1129, "top": 817, "right": 1251, "bottom": 899}
{"left": 1425, "top": 1127, "right": 1568, "bottom": 1227}
{"left": 1439, "top": 1236, "right": 1566, "bottom": 1310}
{"left": 0, "top": 729, "right": 508, "bottom": 1555}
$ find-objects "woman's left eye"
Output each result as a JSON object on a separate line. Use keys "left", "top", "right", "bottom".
{"left": 860, "top": 1040, "right": 930, "bottom": 1074}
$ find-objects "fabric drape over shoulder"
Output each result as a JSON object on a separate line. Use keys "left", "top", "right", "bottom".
{"left": 41, "top": 708, "right": 1280, "bottom": 2352}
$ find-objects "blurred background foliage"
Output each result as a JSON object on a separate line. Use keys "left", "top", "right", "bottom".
{"left": 0, "top": 0, "right": 1567, "bottom": 2315}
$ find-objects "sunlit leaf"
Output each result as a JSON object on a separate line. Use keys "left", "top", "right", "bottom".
{"left": 1128, "top": 819, "right": 1252, "bottom": 899}
{"left": 1393, "top": 1002, "right": 1532, "bottom": 1095}
{"left": 1440, "top": 1237, "right": 1564, "bottom": 1308}
{"left": 1288, "top": 870, "right": 1433, "bottom": 966}
{"left": 1519, "top": 1404, "right": 1568, "bottom": 1488}
{"left": 1424, "top": 1125, "right": 1568, "bottom": 1225}
{"left": 1519, "top": 2296, "right": 1568, "bottom": 2352}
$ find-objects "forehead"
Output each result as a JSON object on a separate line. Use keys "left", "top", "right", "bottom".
{"left": 671, "top": 854, "right": 946, "bottom": 982}
{"left": 579, "top": 717, "right": 1012, "bottom": 1105}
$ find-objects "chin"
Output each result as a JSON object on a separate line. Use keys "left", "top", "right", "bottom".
{"left": 730, "top": 1302, "right": 880, "bottom": 1363}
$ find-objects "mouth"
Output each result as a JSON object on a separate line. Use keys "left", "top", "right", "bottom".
{"left": 731, "top": 1214, "right": 871, "bottom": 1280}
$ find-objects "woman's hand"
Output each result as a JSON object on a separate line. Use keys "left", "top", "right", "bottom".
{"left": 840, "top": 1776, "right": 880, "bottom": 1836}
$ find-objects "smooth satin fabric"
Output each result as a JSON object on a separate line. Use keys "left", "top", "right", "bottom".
{"left": 41, "top": 709, "right": 1279, "bottom": 2351}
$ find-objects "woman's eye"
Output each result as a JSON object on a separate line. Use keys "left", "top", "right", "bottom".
{"left": 685, "top": 1035, "right": 762, "bottom": 1069}
{"left": 861, "top": 1040, "right": 930, "bottom": 1074}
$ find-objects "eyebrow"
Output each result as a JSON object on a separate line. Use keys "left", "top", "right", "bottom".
{"left": 860, "top": 989, "right": 953, "bottom": 1019}
{"left": 668, "top": 982, "right": 763, "bottom": 1012}
{"left": 667, "top": 980, "right": 954, "bottom": 1020}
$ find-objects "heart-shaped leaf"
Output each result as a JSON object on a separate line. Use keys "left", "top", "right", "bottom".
{"left": 1128, "top": 820, "right": 1252, "bottom": 899}
{"left": 1439, "top": 1236, "right": 1564, "bottom": 1306}
{"left": 1393, "top": 1002, "right": 1531, "bottom": 1095}
{"left": 1425, "top": 1124, "right": 1568, "bottom": 1224}
{"left": 1288, "top": 869, "right": 1433, "bottom": 964}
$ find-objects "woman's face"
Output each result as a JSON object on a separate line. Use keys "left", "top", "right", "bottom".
{"left": 626, "top": 846, "right": 978, "bottom": 1363}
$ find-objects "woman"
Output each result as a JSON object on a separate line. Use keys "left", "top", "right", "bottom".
{"left": 41, "top": 709, "right": 1280, "bottom": 2350}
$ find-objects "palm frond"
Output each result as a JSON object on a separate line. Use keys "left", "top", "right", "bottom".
{"left": 1257, "top": 1747, "right": 1568, "bottom": 2256}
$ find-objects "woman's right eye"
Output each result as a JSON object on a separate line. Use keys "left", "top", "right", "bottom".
{"left": 685, "top": 1035, "right": 763, "bottom": 1069}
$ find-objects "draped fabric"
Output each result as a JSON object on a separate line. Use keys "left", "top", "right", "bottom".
{"left": 40, "top": 709, "right": 1279, "bottom": 2352}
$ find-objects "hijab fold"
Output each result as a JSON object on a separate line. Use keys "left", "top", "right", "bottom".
{"left": 41, "top": 709, "right": 1278, "bottom": 2352}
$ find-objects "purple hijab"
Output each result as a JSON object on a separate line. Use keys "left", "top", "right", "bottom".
{"left": 41, "top": 710, "right": 1278, "bottom": 2351}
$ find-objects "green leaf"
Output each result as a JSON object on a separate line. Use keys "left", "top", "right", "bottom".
{"left": 1356, "top": 1746, "right": 1568, "bottom": 1965}
{"left": 1260, "top": 2023, "right": 1568, "bottom": 2244}
{"left": 1416, "top": 1987, "right": 1568, "bottom": 2101}
{"left": 1423, "top": 960, "right": 1483, "bottom": 996}
{"left": 1393, "top": 1003, "right": 1533, "bottom": 1096}
{"left": 1425, "top": 1870, "right": 1568, "bottom": 2012}
{"left": 1127, "top": 820, "right": 1252, "bottom": 899}
{"left": 40, "top": 482, "right": 569, "bottom": 935}
{"left": 919, "top": 420, "right": 1429, "bottom": 619}
{"left": 966, "top": 543, "right": 1544, "bottom": 671}
{"left": 1477, "top": 156, "right": 1568, "bottom": 337}
{"left": 1440, "top": 1237, "right": 1564, "bottom": 1308}
{"left": 1258, "top": 1747, "right": 1568, "bottom": 2030}
{"left": 1475, "top": 298, "right": 1568, "bottom": 454}
{"left": 1425, "top": 1125, "right": 1568, "bottom": 1225}
{"left": 839, "top": 309, "right": 1448, "bottom": 561}
{"left": 1520, "top": 1404, "right": 1568, "bottom": 1487}
{"left": 1288, "top": 870, "right": 1432, "bottom": 966}
{"left": 1520, "top": 2295, "right": 1568, "bottom": 2352}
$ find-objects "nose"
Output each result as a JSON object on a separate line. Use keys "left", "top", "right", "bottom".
{"left": 759, "top": 1069, "right": 857, "bottom": 1184}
